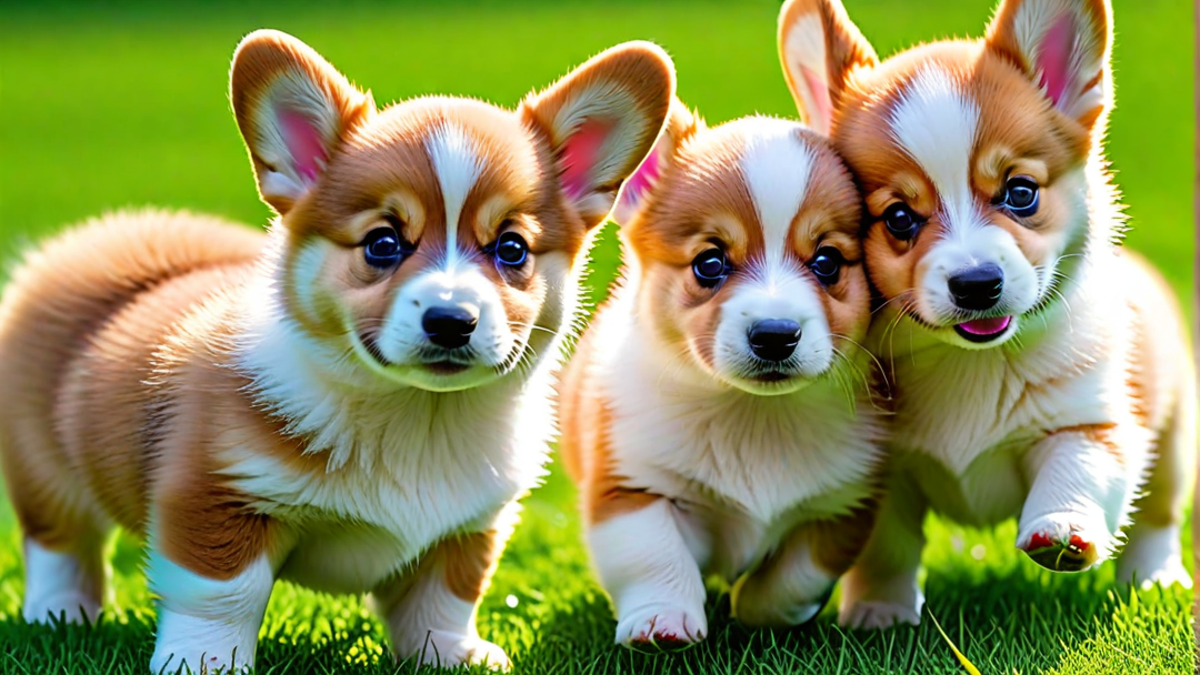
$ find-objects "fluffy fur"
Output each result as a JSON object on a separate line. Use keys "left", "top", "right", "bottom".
{"left": 779, "top": 0, "right": 1195, "bottom": 630}
{"left": 559, "top": 102, "right": 884, "bottom": 648}
{"left": 0, "top": 30, "right": 675, "bottom": 672}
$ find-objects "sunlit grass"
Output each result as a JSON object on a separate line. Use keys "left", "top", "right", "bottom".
{"left": 0, "top": 1, "right": 1193, "bottom": 673}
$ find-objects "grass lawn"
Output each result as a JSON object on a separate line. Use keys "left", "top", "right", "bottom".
{"left": 0, "top": 1, "right": 1194, "bottom": 673}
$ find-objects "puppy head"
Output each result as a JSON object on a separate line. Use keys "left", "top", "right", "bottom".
{"left": 230, "top": 30, "right": 674, "bottom": 391}
{"left": 617, "top": 103, "right": 869, "bottom": 395}
{"left": 779, "top": 0, "right": 1112, "bottom": 350}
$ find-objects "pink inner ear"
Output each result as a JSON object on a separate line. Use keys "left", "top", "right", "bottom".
{"left": 800, "top": 65, "right": 833, "bottom": 131}
{"left": 624, "top": 146, "right": 661, "bottom": 202}
{"left": 560, "top": 119, "right": 614, "bottom": 199}
{"left": 1037, "top": 14, "right": 1075, "bottom": 107}
{"left": 612, "top": 144, "right": 660, "bottom": 221}
{"left": 278, "top": 109, "right": 328, "bottom": 184}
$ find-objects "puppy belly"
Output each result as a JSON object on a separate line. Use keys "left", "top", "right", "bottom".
{"left": 278, "top": 524, "right": 413, "bottom": 594}
{"left": 905, "top": 446, "right": 1026, "bottom": 527}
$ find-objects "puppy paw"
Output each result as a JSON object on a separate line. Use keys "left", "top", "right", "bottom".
{"left": 1117, "top": 524, "right": 1192, "bottom": 590}
{"left": 23, "top": 591, "right": 100, "bottom": 625}
{"left": 733, "top": 577, "right": 833, "bottom": 628}
{"left": 412, "top": 631, "right": 511, "bottom": 671}
{"left": 838, "top": 600, "right": 921, "bottom": 630}
{"left": 616, "top": 604, "right": 707, "bottom": 651}
{"left": 1016, "top": 513, "right": 1110, "bottom": 572}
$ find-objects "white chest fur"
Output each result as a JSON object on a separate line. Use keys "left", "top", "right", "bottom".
{"left": 874, "top": 255, "right": 1151, "bottom": 526}
{"left": 224, "top": 311, "right": 553, "bottom": 593}
{"left": 599, "top": 326, "right": 880, "bottom": 576}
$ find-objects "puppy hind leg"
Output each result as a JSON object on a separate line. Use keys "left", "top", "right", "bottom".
{"left": 734, "top": 505, "right": 876, "bottom": 628}
{"left": 373, "top": 527, "right": 512, "bottom": 671}
{"left": 22, "top": 531, "right": 106, "bottom": 625}
{"left": 1119, "top": 401, "right": 1195, "bottom": 589}
{"left": 838, "top": 476, "right": 927, "bottom": 630}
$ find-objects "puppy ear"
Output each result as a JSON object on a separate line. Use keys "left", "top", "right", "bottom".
{"left": 230, "top": 29, "right": 374, "bottom": 214}
{"left": 986, "top": 0, "right": 1111, "bottom": 130}
{"left": 521, "top": 41, "right": 676, "bottom": 229}
{"left": 611, "top": 100, "right": 701, "bottom": 224}
{"left": 777, "top": 0, "right": 878, "bottom": 136}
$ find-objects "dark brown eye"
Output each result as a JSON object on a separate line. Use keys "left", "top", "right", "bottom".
{"left": 809, "top": 248, "right": 843, "bottom": 285}
{"left": 362, "top": 227, "right": 414, "bottom": 268}
{"left": 691, "top": 248, "right": 729, "bottom": 288}
{"left": 492, "top": 231, "right": 529, "bottom": 267}
{"left": 1002, "top": 176, "right": 1039, "bottom": 217}
{"left": 883, "top": 203, "right": 922, "bottom": 241}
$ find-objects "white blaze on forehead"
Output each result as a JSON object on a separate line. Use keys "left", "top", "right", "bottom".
{"left": 426, "top": 123, "right": 482, "bottom": 269}
{"left": 739, "top": 118, "right": 815, "bottom": 276}
{"left": 889, "top": 66, "right": 983, "bottom": 238}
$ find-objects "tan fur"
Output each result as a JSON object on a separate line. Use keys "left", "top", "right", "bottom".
{"left": 779, "top": 0, "right": 1195, "bottom": 626}
{"left": 1, "top": 29, "right": 675, "bottom": 671}
{"left": 0, "top": 210, "right": 264, "bottom": 551}
{"left": 560, "top": 100, "right": 884, "bottom": 641}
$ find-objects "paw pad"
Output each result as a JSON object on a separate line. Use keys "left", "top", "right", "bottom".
{"left": 1021, "top": 532, "right": 1097, "bottom": 571}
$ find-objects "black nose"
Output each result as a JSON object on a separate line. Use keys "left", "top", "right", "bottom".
{"left": 748, "top": 319, "right": 802, "bottom": 362}
{"left": 422, "top": 307, "right": 477, "bottom": 349}
{"left": 948, "top": 264, "right": 1004, "bottom": 311}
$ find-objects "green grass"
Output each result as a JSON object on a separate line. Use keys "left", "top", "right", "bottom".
{"left": 0, "top": 1, "right": 1194, "bottom": 673}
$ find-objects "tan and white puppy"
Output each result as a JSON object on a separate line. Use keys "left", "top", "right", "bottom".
{"left": 0, "top": 30, "right": 675, "bottom": 672}
{"left": 559, "top": 103, "right": 884, "bottom": 648}
{"left": 779, "top": 0, "right": 1196, "bottom": 629}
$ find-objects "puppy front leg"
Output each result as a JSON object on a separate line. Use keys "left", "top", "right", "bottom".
{"left": 838, "top": 475, "right": 927, "bottom": 630}
{"left": 146, "top": 512, "right": 279, "bottom": 675}
{"left": 1017, "top": 425, "right": 1140, "bottom": 571}
{"left": 734, "top": 504, "right": 876, "bottom": 627}
{"left": 588, "top": 496, "right": 708, "bottom": 648}
{"left": 373, "top": 529, "right": 510, "bottom": 671}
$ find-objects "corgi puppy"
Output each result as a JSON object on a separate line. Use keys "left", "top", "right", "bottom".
{"left": 559, "top": 102, "right": 884, "bottom": 647}
{"left": 0, "top": 30, "right": 674, "bottom": 672}
{"left": 778, "top": 0, "right": 1196, "bottom": 629}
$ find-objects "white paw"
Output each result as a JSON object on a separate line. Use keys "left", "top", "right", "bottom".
{"left": 616, "top": 603, "right": 707, "bottom": 649}
{"left": 149, "top": 647, "right": 251, "bottom": 675}
{"left": 23, "top": 591, "right": 100, "bottom": 625}
{"left": 838, "top": 600, "right": 921, "bottom": 630}
{"left": 1125, "top": 559, "right": 1193, "bottom": 590}
{"left": 411, "top": 630, "right": 511, "bottom": 671}
{"left": 733, "top": 576, "right": 832, "bottom": 628}
{"left": 151, "top": 608, "right": 258, "bottom": 675}
{"left": 1117, "top": 524, "right": 1192, "bottom": 590}
{"left": 1016, "top": 511, "right": 1113, "bottom": 572}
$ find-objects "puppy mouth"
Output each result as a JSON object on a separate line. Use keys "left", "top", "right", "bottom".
{"left": 953, "top": 316, "right": 1013, "bottom": 343}
{"left": 748, "top": 369, "right": 792, "bottom": 383}
{"left": 422, "top": 359, "right": 472, "bottom": 375}
{"left": 357, "top": 332, "right": 480, "bottom": 373}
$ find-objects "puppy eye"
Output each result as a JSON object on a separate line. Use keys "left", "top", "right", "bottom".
{"left": 363, "top": 227, "right": 410, "bottom": 268}
{"left": 809, "top": 248, "right": 843, "bottom": 286}
{"left": 691, "top": 247, "right": 729, "bottom": 288}
{"left": 492, "top": 231, "right": 529, "bottom": 268}
{"left": 882, "top": 203, "right": 922, "bottom": 241}
{"left": 1001, "top": 175, "right": 1039, "bottom": 217}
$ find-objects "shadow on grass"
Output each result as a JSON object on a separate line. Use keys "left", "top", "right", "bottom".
{"left": 0, "top": 564, "right": 1187, "bottom": 675}
{"left": 514, "top": 563, "right": 1173, "bottom": 675}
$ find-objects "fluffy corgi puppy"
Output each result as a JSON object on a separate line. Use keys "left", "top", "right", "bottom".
{"left": 779, "top": 0, "right": 1196, "bottom": 629}
{"left": 559, "top": 102, "right": 884, "bottom": 647}
{"left": 0, "top": 30, "right": 674, "bottom": 672}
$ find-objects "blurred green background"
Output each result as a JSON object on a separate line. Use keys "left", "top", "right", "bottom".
{"left": 0, "top": 1, "right": 1193, "bottom": 674}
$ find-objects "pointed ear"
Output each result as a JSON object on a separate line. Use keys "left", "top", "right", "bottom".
{"left": 521, "top": 41, "right": 676, "bottom": 229}
{"left": 230, "top": 29, "right": 374, "bottom": 214}
{"left": 611, "top": 100, "right": 701, "bottom": 224}
{"left": 986, "top": 0, "right": 1111, "bottom": 130}
{"left": 777, "top": 0, "right": 878, "bottom": 136}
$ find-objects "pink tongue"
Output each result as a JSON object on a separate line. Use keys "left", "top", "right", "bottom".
{"left": 957, "top": 316, "right": 1012, "bottom": 336}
